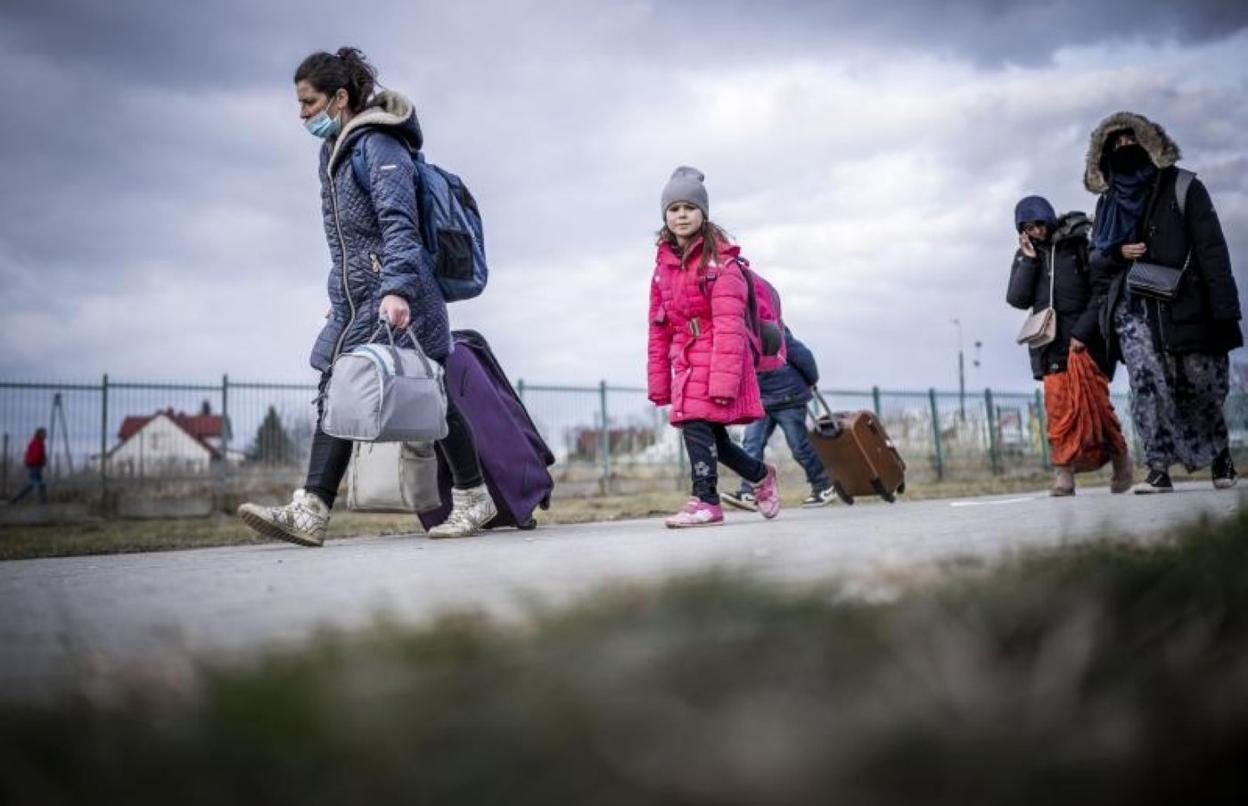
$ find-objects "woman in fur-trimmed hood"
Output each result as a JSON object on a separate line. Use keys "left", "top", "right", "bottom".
{"left": 1085, "top": 111, "right": 1242, "bottom": 493}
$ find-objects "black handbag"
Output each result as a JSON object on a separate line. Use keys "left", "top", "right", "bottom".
{"left": 1126, "top": 254, "right": 1188, "bottom": 301}
{"left": 1124, "top": 169, "right": 1196, "bottom": 302}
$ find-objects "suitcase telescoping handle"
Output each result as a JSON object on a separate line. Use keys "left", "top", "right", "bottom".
{"left": 808, "top": 387, "right": 843, "bottom": 438}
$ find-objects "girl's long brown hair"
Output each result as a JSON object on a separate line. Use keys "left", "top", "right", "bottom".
{"left": 656, "top": 220, "right": 732, "bottom": 271}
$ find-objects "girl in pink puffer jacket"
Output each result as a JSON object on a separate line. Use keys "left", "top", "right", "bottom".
{"left": 648, "top": 166, "right": 780, "bottom": 528}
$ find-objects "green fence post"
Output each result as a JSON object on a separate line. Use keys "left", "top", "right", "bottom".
{"left": 599, "top": 380, "right": 610, "bottom": 494}
{"left": 985, "top": 387, "right": 1000, "bottom": 475}
{"left": 1035, "top": 388, "right": 1050, "bottom": 470}
{"left": 516, "top": 378, "right": 525, "bottom": 404}
{"left": 100, "top": 373, "right": 109, "bottom": 500}
{"left": 872, "top": 385, "right": 882, "bottom": 418}
{"left": 221, "top": 374, "right": 231, "bottom": 490}
{"left": 1, "top": 432, "right": 8, "bottom": 499}
{"left": 928, "top": 388, "right": 944, "bottom": 481}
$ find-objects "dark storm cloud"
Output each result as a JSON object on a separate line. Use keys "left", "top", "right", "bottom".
{"left": 681, "top": 0, "right": 1248, "bottom": 65}
{"left": 0, "top": 0, "right": 1243, "bottom": 387}
{"left": 11, "top": 0, "right": 1244, "bottom": 100}
{"left": 0, "top": 0, "right": 301, "bottom": 88}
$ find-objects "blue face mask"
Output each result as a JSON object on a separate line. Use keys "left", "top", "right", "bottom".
{"left": 304, "top": 100, "right": 342, "bottom": 139}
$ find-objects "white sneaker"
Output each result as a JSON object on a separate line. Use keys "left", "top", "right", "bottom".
{"left": 802, "top": 487, "right": 837, "bottom": 508}
{"left": 720, "top": 489, "right": 758, "bottom": 512}
{"left": 238, "top": 489, "right": 329, "bottom": 547}
{"left": 427, "top": 484, "right": 497, "bottom": 539}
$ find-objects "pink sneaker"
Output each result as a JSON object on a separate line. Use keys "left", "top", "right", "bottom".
{"left": 664, "top": 498, "right": 725, "bottom": 529}
{"left": 753, "top": 465, "right": 781, "bottom": 519}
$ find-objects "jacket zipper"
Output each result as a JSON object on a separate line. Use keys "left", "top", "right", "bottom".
{"left": 328, "top": 161, "right": 357, "bottom": 362}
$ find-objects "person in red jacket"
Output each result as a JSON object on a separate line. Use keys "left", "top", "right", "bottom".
{"left": 648, "top": 166, "right": 780, "bottom": 528}
{"left": 10, "top": 428, "right": 48, "bottom": 504}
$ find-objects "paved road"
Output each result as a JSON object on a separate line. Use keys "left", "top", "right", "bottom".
{"left": 0, "top": 484, "right": 1241, "bottom": 701}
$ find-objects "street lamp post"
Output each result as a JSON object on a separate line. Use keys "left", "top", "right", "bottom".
{"left": 952, "top": 319, "right": 965, "bottom": 420}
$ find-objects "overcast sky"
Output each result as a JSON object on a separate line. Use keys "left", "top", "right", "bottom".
{"left": 2, "top": 0, "right": 1245, "bottom": 394}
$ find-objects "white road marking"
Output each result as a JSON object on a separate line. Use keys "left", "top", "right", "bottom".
{"left": 949, "top": 497, "right": 1035, "bottom": 508}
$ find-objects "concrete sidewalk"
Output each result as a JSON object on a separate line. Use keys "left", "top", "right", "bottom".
{"left": 0, "top": 483, "right": 1241, "bottom": 701}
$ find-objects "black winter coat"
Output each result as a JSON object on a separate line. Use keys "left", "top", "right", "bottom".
{"left": 1007, "top": 213, "right": 1113, "bottom": 380}
{"left": 1090, "top": 166, "right": 1243, "bottom": 359}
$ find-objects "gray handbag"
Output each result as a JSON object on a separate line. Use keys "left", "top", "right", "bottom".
{"left": 346, "top": 440, "right": 442, "bottom": 514}
{"left": 323, "top": 321, "right": 449, "bottom": 443}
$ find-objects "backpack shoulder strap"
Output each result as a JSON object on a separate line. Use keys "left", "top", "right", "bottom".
{"left": 1175, "top": 168, "right": 1195, "bottom": 220}
{"left": 349, "top": 131, "right": 418, "bottom": 194}
{"left": 350, "top": 133, "right": 372, "bottom": 194}
{"left": 731, "top": 256, "right": 752, "bottom": 287}
{"left": 727, "top": 257, "right": 762, "bottom": 347}
{"left": 697, "top": 256, "right": 741, "bottom": 293}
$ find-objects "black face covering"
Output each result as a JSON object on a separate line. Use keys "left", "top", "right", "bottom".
{"left": 1110, "top": 144, "right": 1152, "bottom": 175}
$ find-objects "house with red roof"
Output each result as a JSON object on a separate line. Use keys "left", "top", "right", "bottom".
{"left": 109, "top": 403, "right": 236, "bottom": 476}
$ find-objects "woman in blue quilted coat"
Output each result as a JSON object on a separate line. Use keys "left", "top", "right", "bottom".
{"left": 239, "top": 48, "right": 495, "bottom": 545}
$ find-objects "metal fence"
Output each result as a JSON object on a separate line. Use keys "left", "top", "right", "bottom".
{"left": 2, "top": 375, "right": 1245, "bottom": 501}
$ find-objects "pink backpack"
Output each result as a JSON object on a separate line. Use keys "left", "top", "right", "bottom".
{"left": 699, "top": 257, "right": 785, "bottom": 368}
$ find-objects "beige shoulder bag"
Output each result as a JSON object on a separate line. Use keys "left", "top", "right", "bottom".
{"left": 1015, "top": 248, "right": 1057, "bottom": 348}
{"left": 346, "top": 441, "right": 442, "bottom": 514}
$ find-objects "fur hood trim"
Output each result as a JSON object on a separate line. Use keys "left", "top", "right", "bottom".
{"left": 327, "top": 90, "right": 423, "bottom": 173}
{"left": 1053, "top": 210, "right": 1091, "bottom": 243}
{"left": 1084, "top": 111, "right": 1181, "bottom": 194}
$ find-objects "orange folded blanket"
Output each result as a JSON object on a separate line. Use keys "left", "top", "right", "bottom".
{"left": 1042, "top": 351, "right": 1127, "bottom": 472}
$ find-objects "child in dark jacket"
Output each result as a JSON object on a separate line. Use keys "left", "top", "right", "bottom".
{"left": 722, "top": 328, "right": 836, "bottom": 509}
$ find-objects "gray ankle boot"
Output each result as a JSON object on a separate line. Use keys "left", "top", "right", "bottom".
{"left": 1110, "top": 450, "right": 1134, "bottom": 494}
{"left": 1050, "top": 465, "right": 1075, "bottom": 497}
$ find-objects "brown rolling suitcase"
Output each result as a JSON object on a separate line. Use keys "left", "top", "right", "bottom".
{"left": 808, "top": 391, "right": 906, "bottom": 504}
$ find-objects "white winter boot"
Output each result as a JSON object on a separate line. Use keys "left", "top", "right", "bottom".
{"left": 238, "top": 489, "right": 329, "bottom": 547}
{"left": 427, "top": 485, "right": 498, "bottom": 539}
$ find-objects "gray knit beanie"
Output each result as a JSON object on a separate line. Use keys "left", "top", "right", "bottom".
{"left": 660, "top": 165, "right": 709, "bottom": 219}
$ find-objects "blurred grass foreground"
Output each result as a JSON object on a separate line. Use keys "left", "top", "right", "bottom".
{"left": 4, "top": 506, "right": 1248, "bottom": 804}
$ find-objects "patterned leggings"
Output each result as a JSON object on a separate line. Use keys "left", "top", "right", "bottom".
{"left": 1114, "top": 303, "right": 1229, "bottom": 472}
{"left": 681, "top": 420, "right": 767, "bottom": 505}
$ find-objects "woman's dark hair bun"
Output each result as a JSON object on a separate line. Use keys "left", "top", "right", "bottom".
{"left": 294, "top": 46, "right": 378, "bottom": 113}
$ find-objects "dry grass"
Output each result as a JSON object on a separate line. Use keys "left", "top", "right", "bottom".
{"left": 3, "top": 507, "right": 1247, "bottom": 804}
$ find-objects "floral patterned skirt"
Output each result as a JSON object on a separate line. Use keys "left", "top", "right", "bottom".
{"left": 1114, "top": 302, "right": 1229, "bottom": 472}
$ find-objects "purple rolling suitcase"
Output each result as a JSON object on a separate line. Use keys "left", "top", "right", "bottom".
{"left": 418, "top": 330, "right": 555, "bottom": 531}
